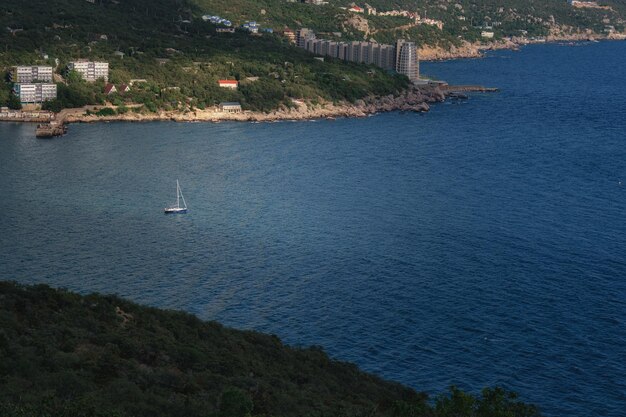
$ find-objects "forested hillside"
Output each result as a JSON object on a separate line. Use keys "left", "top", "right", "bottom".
{"left": 0, "top": 0, "right": 408, "bottom": 111}
{"left": 0, "top": 282, "right": 541, "bottom": 417}
{"left": 0, "top": 0, "right": 624, "bottom": 111}
{"left": 191, "top": 0, "right": 626, "bottom": 45}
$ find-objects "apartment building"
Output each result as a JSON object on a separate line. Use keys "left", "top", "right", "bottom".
{"left": 67, "top": 61, "right": 109, "bottom": 82}
{"left": 295, "top": 29, "right": 417, "bottom": 77}
{"left": 13, "top": 83, "right": 57, "bottom": 104}
{"left": 373, "top": 43, "right": 396, "bottom": 70}
{"left": 11, "top": 66, "right": 54, "bottom": 83}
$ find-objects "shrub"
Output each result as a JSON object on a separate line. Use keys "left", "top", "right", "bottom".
{"left": 96, "top": 107, "right": 116, "bottom": 116}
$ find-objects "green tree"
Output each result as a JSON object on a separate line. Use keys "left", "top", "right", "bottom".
{"left": 435, "top": 386, "right": 476, "bottom": 417}
{"left": 219, "top": 389, "right": 253, "bottom": 417}
{"left": 7, "top": 93, "right": 22, "bottom": 110}
{"left": 66, "top": 70, "right": 85, "bottom": 85}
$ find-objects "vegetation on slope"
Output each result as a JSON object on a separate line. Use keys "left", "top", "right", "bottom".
{"left": 190, "top": 0, "right": 626, "bottom": 45}
{"left": 185, "top": 0, "right": 626, "bottom": 42}
{"left": 355, "top": 0, "right": 626, "bottom": 40}
{"left": 0, "top": 281, "right": 541, "bottom": 417}
{"left": 1, "top": 0, "right": 623, "bottom": 111}
{"left": 0, "top": 0, "right": 408, "bottom": 111}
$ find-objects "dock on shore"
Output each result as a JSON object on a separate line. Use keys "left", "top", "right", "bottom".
{"left": 0, "top": 108, "right": 68, "bottom": 138}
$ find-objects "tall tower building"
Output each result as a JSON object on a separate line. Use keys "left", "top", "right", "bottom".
{"left": 395, "top": 40, "right": 419, "bottom": 81}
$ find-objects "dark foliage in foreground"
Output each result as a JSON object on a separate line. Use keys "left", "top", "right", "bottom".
{"left": 0, "top": 282, "right": 540, "bottom": 417}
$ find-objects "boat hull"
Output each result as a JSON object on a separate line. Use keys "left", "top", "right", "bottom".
{"left": 164, "top": 208, "right": 187, "bottom": 214}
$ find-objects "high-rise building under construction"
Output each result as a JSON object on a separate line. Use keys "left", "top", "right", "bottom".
{"left": 295, "top": 30, "right": 420, "bottom": 82}
{"left": 395, "top": 40, "right": 420, "bottom": 81}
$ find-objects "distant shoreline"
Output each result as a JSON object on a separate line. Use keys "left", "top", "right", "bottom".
{"left": 418, "top": 33, "right": 626, "bottom": 61}
{"left": 5, "top": 38, "right": 621, "bottom": 130}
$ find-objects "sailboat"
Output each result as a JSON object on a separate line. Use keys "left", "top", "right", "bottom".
{"left": 164, "top": 180, "right": 188, "bottom": 214}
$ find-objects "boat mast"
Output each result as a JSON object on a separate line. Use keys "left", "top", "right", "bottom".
{"left": 176, "top": 179, "right": 180, "bottom": 208}
{"left": 180, "top": 184, "right": 187, "bottom": 209}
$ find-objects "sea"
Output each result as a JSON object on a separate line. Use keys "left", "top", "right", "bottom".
{"left": 1, "top": 41, "right": 625, "bottom": 416}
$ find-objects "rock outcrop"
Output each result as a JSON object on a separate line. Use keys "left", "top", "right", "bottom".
{"left": 419, "top": 39, "right": 519, "bottom": 61}
{"left": 419, "top": 33, "right": 626, "bottom": 61}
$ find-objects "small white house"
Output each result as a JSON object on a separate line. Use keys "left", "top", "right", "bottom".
{"left": 219, "top": 102, "right": 242, "bottom": 113}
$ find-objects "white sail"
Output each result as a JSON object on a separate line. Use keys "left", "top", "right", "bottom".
{"left": 178, "top": 180, "right": 187, "bottom": 209}
{"left": 165, "top": 179, "right": 188, "bottom": 213}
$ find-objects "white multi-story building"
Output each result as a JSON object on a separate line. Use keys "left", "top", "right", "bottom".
{"left": 395, "top": 40, "right": 419, "bottom": 81}
{"left": 11, "top": 66, "right": 54, "bottom": 83}
{"left": 67, "top": 61, "right": 109, "bottom": 82}
{"left": 13, "top": 83, "right": 57, "bottom": 104}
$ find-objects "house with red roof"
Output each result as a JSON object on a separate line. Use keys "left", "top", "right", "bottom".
{"left": 104, "top": 83, "right": 117, "bottom": 95}
{"left": 218, "top": 79, "right": 239, "bottom": 89}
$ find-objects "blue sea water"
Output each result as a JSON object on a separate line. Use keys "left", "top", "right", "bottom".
{"left": 1, "top": 42, "right": 626, "bottom": 416}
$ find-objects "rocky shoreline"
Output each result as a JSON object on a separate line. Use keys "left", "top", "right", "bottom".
{"left": 50, "top": 36, "right": 623, "bottom": 127}
{"left": 63, "top": 85, "right": 447, "bottom": 124}
{"left": 419, "top": 32, "right": 626, "bottom": 61}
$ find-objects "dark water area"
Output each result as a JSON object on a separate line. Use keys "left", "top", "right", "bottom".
{"left": 1, "top": 42, "right": 625, "bottom": 416}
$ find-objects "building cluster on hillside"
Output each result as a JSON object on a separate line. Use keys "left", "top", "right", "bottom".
{"left": 378, "top": 9, "right": 412, "bottom": 18}
{"left": 286, "top": 0, "right": 329, "bottom": 5}
{"left": 201, "top": 15, "right": 233, "bottom": 27}
{"left": 10, "top": 61, "right": 110, "bottom": 106}
{"left": 200, "top": 14, "right": 274, "bottom": 34}
{"left": 567, "top": 0, "right": 609, "bottom": 8}
{"left": 296, "top": 29, "right": 420, "bottom": 81}
{"left": 420, "top": 18, "right": 444, "bottom": 30}
{"left": 10, "top": 66, "right": 56, "bottom": 104}
{"left": 239, "top": 21, "right": 274, "bottom": 34}
{"left": 343, "top": 3, "right": 377, "bottom": 15}
{"left": 376, "top": 9, "right": 444, "bottom": 29}
{"left": 241, "top": 21, "right": 260, "bottom": 33}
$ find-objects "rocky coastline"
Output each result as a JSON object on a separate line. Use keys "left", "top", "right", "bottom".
{"left": 40, "top": 36, "right": 625, "bottom": 128}
{"left": 419, "top": 32, "right": 626, "bottom": 61}
{"left": 63, "top": 85, "right": 447, "bottom": 124}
